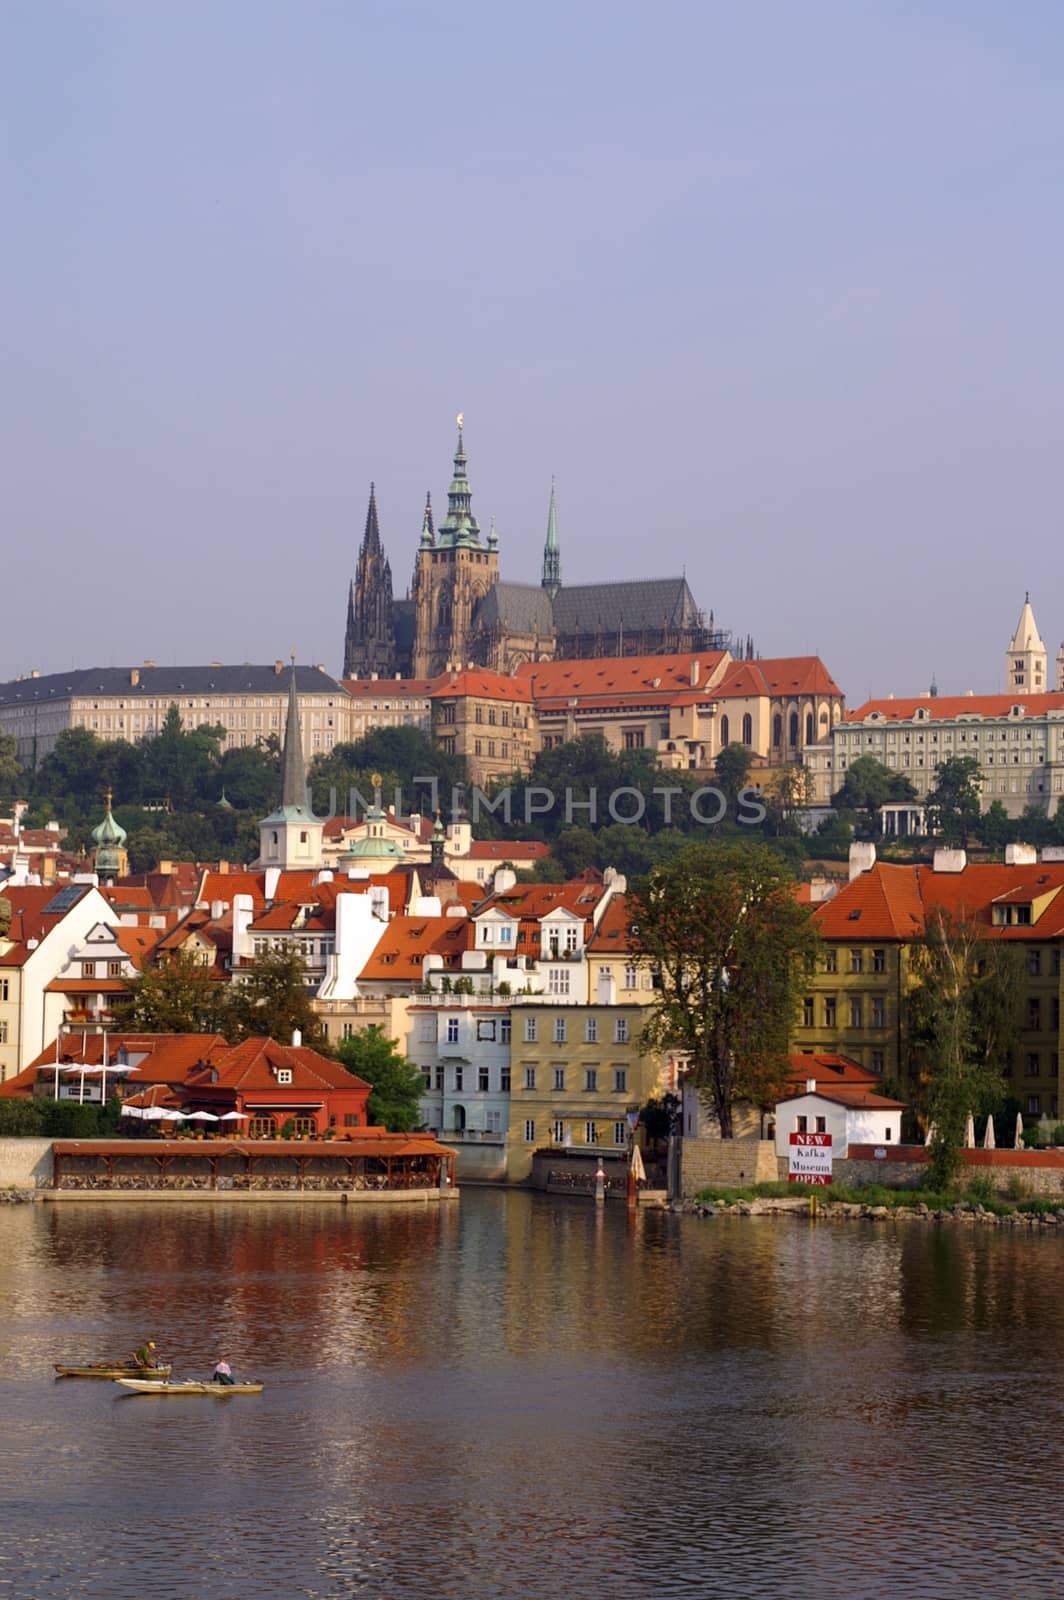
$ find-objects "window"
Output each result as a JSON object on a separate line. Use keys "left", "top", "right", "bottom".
{"left": 423, "top": 1069, "right": 432, "bottom": 1090}
{"left": 613, "top": 1122, "right": 627, "bottom": 1146}
{"left": 613, "top": 1069, "right": 627, "bottom": 1093}
{"left": 872, "top": 949, "right": 886, "bottom": 974}
{"left": 824, "top": 949, "right": 838, "bottom": 974}
{"left": 564, "top": 925, "right": 579, "bottom": 953}
{"left": 1027, "top": 1053, "right": 1040, "bottom": 1077}
{"left": 1027, "top": 998, "right": 1041, "bottom": 1030}
{"left": 796, "top": 1115, "right": 808, "bottom": 1133}
{"left": 0, "top": 978, "right": 7, "bottom": 1002}
{"left": 524, "top": 1120, "right": 536, "bottom": 1142}
{"left": 499, "top": 925, "right": 513, "bottom": 944}
{"left": 82, "top": 961, "right": 96, "bottom": 978}
{"left": 248, "top": 1116, "right": 275, "bottom": 1138}
{"left": 553, "top": 1067, "right": 565, "bottom": 1090}
{"left": 742, "top": 713, "right": 753, "bottom": 745}
{"left": 276, "top": 1068, "right": 293, "bottom": 1085}
{"left": 871, "top": 998, "right": 885, "bottom": 1029}
{"left": 824, "top": 997, "right": 837, "bottom": 1028}
{"left": 871, "top": 1050, "right": 885, "bottom": 1074}
{"left": 343, "top": 1113, "right": 361, "bottom": 1128}
{"left": 802, "top": 997, "right": 814, "bottom": 1028}
{"left": 615, "top": 1019, "right": 629, "bottom": 1043}
{"left": 107, "top": 960, "right": 123, "bottom": 977}
{"left": 624, "top": 964, "right": 638, "bottom": 990}
{"left": 475, "top": 1067, "right": 489, "bottom": 1092}
{"left": 525, "top": 1067, "right": 536, "bottom": 1090}
{"left": 553, "top": 1017, "right": 567, "bottom": 1043}
{"left": 815, "top": 1116, "right": 827, "bottom": 1134}
{"left": 435, "top": 1066, "right": 444, "bottom": 1091}
{"left": 454, "top": 1066, "right": 464, "bottom": 1091}
{"left": 585, "top": 1069, "right": 598, "bottom": 1092}
{"left": 553, "top": 1120, "right": 565, "bottom": 1143}
{"left": 524, "top": 1017, "right": 537, "bottom": 1043}
{"left": 849, "top": 949, "right": 863, "bottom": 974}
{"left": 1028, "top": 949, "right": 1042, "bottom": 977}
{"left": 500, "top": 1017, "right": 511, "bottom": 1044}
{"left": 548, "top": 969, "right": 571, "bottom": 996}
{"left": 585, "top": 1018, "right": 598, "bottom": 1043}
{"left": 584, "top": 1121, "right": 598, "bottom": 1144}
{"left": 476, "top": 1020, "right": 497, "bottom": 1041}
{"left": 0, "top": 1021, "right": 6, "bottom": 1045}
{"left": 418, "top": 1017, "right": 436, "bottom": 1043}
{"left": 500, "top": 1067, "right": 511, "bottom": 1091}
{"left": 849, "top": 998, "right": 862, "bottom": 1029}
{"left": 447, "top": 1017, "right": 460, "bottom": 1043}
{"left": 624, "top": 730, "right": 645, "bottom": 750}
{"left": 1028, "top": 1096, "right": 1041, "bottom": 1116}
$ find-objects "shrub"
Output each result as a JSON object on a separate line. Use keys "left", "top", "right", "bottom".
{"left": 0, "top": 1099, "right": 46, "bottom": 1137}
{"left": 1006, "top": 1172, "right": 1030, "bottom": 1202}
{"left": 39, "top": 1101, "right": 104, "bottom": 1139}
{"left": 965, "top": 1174, "right": 998, "bottom": 1206}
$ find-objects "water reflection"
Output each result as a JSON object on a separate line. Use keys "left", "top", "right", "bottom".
{"left": 1, "top": 1198, "right": 1063, "bottom": 1598}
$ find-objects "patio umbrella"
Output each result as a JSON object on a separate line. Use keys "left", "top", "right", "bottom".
{"left": 139, "top": 1107, "right": 167, "bottom": 1122}
{"left": 983, "top": 1116, "right": 996, "bottom": 1150}
{"left": 1014, "top": 1113, "right": 1024, "bottom": 1149}
{"left": 924, "top": 1120, "right": 936, "bottom": 1146}
{"left": 218, "top": 1111, "right": 249, "bottom": 1122}
{"left": 180, "top": 1110, "right": 220, "bottom": 1122}
{"left": 630, "top": 1144, "right": 646, "bottom": 1183}
{"left": 120, "top": 1104, "right": 144, "bottom": 1119}
{"left": 964, "top": 1113, "right": 976, "bottom": 1148}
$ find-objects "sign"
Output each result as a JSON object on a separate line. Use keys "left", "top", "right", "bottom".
{"left": 873, "top": 1147, "right": 887, "bottom": 1160}
{"left": 788, "top": 1131, "right": 833, "bottom": 1185}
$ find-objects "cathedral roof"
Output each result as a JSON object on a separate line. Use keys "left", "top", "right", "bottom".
{"left": 473, "top": 583, "right": 553, "bottom": 637}
{"left": 551, "top": 577, "right": 701, "bottom": 636}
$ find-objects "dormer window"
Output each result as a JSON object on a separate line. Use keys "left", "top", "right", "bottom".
{"left": 276, "top": 1068, "right": 293, "bottom": 1085}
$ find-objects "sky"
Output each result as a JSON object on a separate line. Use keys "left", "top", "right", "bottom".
{"left": 3, "top": 1, "right": 1063, "bottom": 704}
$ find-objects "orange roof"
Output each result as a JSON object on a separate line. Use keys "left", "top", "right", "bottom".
{"left": 814, "top": 861, "right": 1064, "bottom": 942}
{"left": 715, "top": 656, "right": 843, "bottom": 700}
{"left": 429, "top": 669, "right": 533, "bottom": 703}
{"left": 813, "top": 864, "right": 926, "bottom": 941}
{"left": 359, "top": 914, "right": 473, "bottom": 981}
{"left": 779, "top": 1087, "right": 906, "bottom": 1110}
{"left": 846, "top": 692, "right": 1064, "bottom": 724}
{"left": 587, "top": 894, "right": 639, "bottom": 953}
{"left": 786, "top": 1053, "right": 879, "bottom": 1090}
{"left": 517, "top": 651, "right": 726, "bottom": 708}
{"left": 466, "top": 840, "right": 550, "bottom": 860}
{"left": 187, "top": 1038, "right": 369, "bottom": 1094}
{"left": 196, "top": 870, "right": 267, "bottom": 910}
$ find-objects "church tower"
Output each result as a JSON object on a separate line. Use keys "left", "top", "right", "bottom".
{"left": 343, "top": 485, "right": 396, "bottom": 679}
{"left": 1006, "top": 595, "right": 1047, "bottom": 694}
{"left": 258, "top": 666, "right": 324, "bottom": 870}
{"left": 412, "top": 418, "right": 499, "bottom": 678}
{"left": 541, "top": 480, "right": 561, "bottom": 600}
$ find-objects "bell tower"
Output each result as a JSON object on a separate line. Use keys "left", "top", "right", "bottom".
{"left": 1006, "top": 595, "right": 1047, "bottom": 694}
{"left": 412, "top": 417, "right": 499, "bottom": 678}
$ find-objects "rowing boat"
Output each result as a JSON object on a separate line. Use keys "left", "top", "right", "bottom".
{"left": 114, "top": 1377, "right": 264, "bottom": 1395}
{"left": 55, "top": 1363, "right": 173, "bottom": 1379}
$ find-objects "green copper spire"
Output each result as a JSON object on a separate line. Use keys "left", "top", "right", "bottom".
{"left": 280, "top": 663, "right": 307, "bottom": 810}
{"left": 418, "top": 490, "right": 435, "bottom": 549}
{"left": 436, "top": 414, "right": 482, "bottom": 549}
{"left": 541, "top": 478, "right": 561, "bottom": 598}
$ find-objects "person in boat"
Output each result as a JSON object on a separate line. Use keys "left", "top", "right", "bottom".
{"left": 212, "top": 1360, "right": 235, "bottom": 1386}
{"left": 133, "top": 1340, "right": 158, "bottom": 1369}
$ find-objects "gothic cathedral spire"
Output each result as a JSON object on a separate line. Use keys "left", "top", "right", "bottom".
{"left": 541, "top": 479, "right": 561, "bottom": 599}
{"left": 343, "top": 483, "right": 397, "bottom": 678}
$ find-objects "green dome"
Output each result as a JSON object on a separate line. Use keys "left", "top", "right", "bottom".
{"left": 92, "top": 796, "right": 127, "bottom": 849}
{"left": 342, "top": 803, "right": 405, "bottom": 861}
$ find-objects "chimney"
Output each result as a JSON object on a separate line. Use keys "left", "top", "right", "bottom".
{"left": 291, "top": 1029, "right": 302, "bottom": 1049}
{"left": 130, "top": 668, "right": 140, "bottom": 687}
{"left": 806, "top": 1078, "right": 817, "bottom": 1094}
{"left": 1005, "top": 843, "right": 1038, "bottom": 866}
{"left": 932, "top": 849, "right": 967, "bottom": 874}
{"left": 690, "top": 660, "right": 700, "bottom": 687}
{"left": 218, "top": 861, "right": 229, "bottom": 875}
{"left": 274, "top": 660, "right": 284, "bottom": 674}
{"left": 210, "top": 900, "right": 224, "bottom": 920}
{"left": 143, "top": 659, "right": 156, "bottom": 669}
{"left": 848, "top": 842, "right": 876, "bottom": 881}
{"left": 493, "top": 867, "right": 517, "bottom": 894}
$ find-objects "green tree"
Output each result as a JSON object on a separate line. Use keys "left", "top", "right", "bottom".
{"left": 119, "top": 953, "right": 227, "bottom": 1034}
{"left": 907, "top": 910, "right": 1021, "bottom": 1189}
{"left": 34, "top": 727, "right": 105, "bottom": 805}
{"left": 926, "top": 756, "right": 983, "bottom": 849}
{"left": 218, "top": 737, "right": 281, "bottom": 812}
{"left": 335, "top": 1025, "right": 426, "bottom": 1131}
{"left": 0, "top": 733, "right": 21, "bottom": 802}
{"left": 975, "top": 800, "right": 1014, "bottom": 854}
{"left": 223, "top": 946, "right": 325, "bottom": 1045}
{"left": 633, "top": 840, "right": 819, "bottom": 1138}
{"left": 713, "top": 743, "right": 753, "bottom": 812}
{"left": 833, "top": 756, "right": 916, "bottom": 837}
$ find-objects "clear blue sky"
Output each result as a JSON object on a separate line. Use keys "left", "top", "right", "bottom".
{"left": 3, "top": 1, "right": 1062, "bottom": 702}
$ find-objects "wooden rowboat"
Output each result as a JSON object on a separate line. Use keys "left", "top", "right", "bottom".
{"left": 55, "top": 1363, "right": 173, "bottom": 1379}
{"left": 114, "top": 1377, "right": 263, "bottom": 1395}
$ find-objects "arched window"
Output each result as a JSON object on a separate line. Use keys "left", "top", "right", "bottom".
{"left": 720, "top": 714, "right": 730, "bottom": 746}
{"left": 773, "top": 714, "right": 783, "bottom": 747}
{"left": 805, "top": 712, "right": 814, "bottom": 745}
{"left": 789, "top": 712, "right": 799, "bottom": 747}
{"left": 742, "top": 713, "right": 753, "bottom": 745}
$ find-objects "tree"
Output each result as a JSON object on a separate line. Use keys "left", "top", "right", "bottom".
{"left": 633, "top": 841, "right": 819, "bottom": 1138}
{"left": 335, "top": 1026, "right": 426, "bottom": 1131}
{"left": 714, "top": 743, "right": 753, "bottom": 812}
{"left": 0, "top": 733, "right": 21, "bottom": 802}
{"left": 833, "top": 756, "right": 915, "bottom": 837}
{"left": 975, "top": 800, "right": 1014, "bottom": 854}
{"left": 119, "top": 953, "right": 227, "bottom": 1034}
{"left": 907, "top": 910, "right": 1021, "bottom": 1189}
{"left": 223, "top": 946, "right": 325, "bottom": 1045}
{"left": 926, "top": 756, "right": 982, "bottom": 849}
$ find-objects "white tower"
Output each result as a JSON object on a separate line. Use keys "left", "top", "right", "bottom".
{"left": 1006, "top": 595, "right": 1047, "bottom": 694}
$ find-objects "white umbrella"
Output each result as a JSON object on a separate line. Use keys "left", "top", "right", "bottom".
{"left": 158, "top": 1110, "right": 184, "bottom": 1122}
{"left": 120, "top": 1104, "right": 144, "bottom": 1119}
{"left": 219, "top": 1111, "right": 249, "bottom": 1122}
{"left": 630, "top": 1144, "right": 646, "bottom": 1183}
{"left": 964, "top": 1113, "right": 976, "bottom": 1149}
{"left": 139, "top": 1107, "right": 167, "bottom": 1122}
{"left": 924, "top": 1120, "right": 937, "bottom": 1146}
{"left": 180, "top": 1110, "right": 220, "bottom": 1123}
{"left": 983, "top": 1116, "right": 996, "bottom": 1150}
{"left": 1014, "top": 1113, "right": 1024, "bottom": 1150}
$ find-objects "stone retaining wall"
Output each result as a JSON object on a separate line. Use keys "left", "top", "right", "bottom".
{"left": 0, "top": 1139, "right": 54, "bottom": 1189}
{"left": 681, "top": 1138, "right": 777, "bottom": 1196}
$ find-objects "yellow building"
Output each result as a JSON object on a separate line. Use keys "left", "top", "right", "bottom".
{"left": 430, "top": 669, "right": 538, "bottom": 788}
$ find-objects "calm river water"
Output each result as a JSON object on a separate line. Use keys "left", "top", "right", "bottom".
{"left": 1, "top": 1191, "right": 1063, "bottom": 1599}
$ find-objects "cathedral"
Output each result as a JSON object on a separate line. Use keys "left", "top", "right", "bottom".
{"left": 343, "top": 423, "right": 728, "bottom": 681}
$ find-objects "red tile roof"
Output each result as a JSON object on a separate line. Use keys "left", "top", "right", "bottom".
{"left": 715, "top": 656, "right": 843, "bottom": 700}
{"left": 587, "top": 894, "right": 639, "bottom": 953}
{"left": 359, "top": 914, "right": 473, "bottom": 981}
{"left": 429, "top": 669, "right": 533, "bottom": 703}
{"left": 517, "top": 651, "right": 727, "bottom": 709}
{"left": 785, "top": 1053, "right": 880, "bottom": 1090}
{"left": 846, "top": 693, "right": 1064, "bottom": 723}
{"left": 814, "top": 861, "right": 1064, "bottom": 942}
{"left": 466, "top": 840, "right": 550, "bottom": 860}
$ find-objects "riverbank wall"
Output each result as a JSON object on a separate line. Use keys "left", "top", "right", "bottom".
{"left": 0, "top": 1139, "right": 54, "bottom": 1189}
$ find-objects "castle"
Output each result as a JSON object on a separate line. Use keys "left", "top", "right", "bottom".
{"left": 342, "top": 422, "right": 730, "bottom": 681}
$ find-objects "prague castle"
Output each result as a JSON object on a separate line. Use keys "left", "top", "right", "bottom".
{"left": 343, "top": 421, "right": 729, "bottom": 681}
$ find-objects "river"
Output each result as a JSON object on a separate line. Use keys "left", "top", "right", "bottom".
{"left": 0, "top": 1191, "right": 1061, "bottom": 1600}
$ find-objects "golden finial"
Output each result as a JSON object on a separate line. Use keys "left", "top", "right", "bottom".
{"left": 456, "top": 412, "right": 464, "bottom": 430}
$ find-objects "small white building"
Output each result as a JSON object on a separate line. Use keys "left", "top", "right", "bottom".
{"left": 773, "top": 1086, "right": 906, "bottom": 1161}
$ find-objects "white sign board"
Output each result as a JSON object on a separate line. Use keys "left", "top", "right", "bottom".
{"left": 788, "top": 1132, "right": 833, "bottom": 1185}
